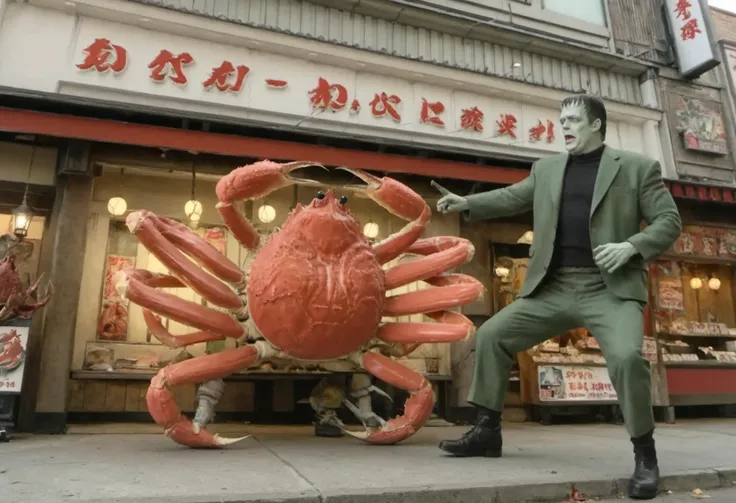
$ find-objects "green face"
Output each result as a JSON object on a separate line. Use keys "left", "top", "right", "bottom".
{"left": 560, "top": 102, "right": 603, "bottom": 155}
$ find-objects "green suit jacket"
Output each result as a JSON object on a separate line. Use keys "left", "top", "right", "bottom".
{"left": 464, "top": 145, "right": 682, "bottom": 303}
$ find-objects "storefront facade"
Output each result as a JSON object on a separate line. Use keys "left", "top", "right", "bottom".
{"left": 0, "top": 0, "right": 674, "bottom": 431}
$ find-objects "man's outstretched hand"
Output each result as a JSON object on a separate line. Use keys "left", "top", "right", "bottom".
{"left": 432, "top": 180, "right": 469, "bottom": 214}
{"left": 593, "top": 242, "right": 638, "bottom": 274}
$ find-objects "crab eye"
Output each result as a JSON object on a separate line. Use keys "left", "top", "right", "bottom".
{"left": 339, "top": 195, "right": 348, "bottom": 205}
{"left": 316, "top": 191, "right": 325, "bottom": 199}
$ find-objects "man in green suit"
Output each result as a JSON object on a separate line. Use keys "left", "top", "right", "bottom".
{"left": 434, "top": 94, "right": 681, "bottom": 500}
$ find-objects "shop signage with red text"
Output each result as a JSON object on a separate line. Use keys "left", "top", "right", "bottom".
{"left": 66, "top": 18, "right": 572, "bottom": 150}
{"left": 538, "top": 365, "right": 618, "bottom": 402}
{"left": 663, "top": 0, "right": 719, "bottom": 78}
{"left": 0, "top": 326, "right": 29, "bottom": 394}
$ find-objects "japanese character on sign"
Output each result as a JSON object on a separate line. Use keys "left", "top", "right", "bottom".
{"left": 528, "top": 120, "right": 546, "bottom": 142}
{"left": 308, "top": 77, "right": 348, "bottom": 112}
{"left": 149, "top": 50, "right": 194, "bottom": 85}
{"left": 674, "top": 0, "right": 692, "bottom": 20}
{"left": 76, "top": 38, "right": 128, "bottom": 74}
{"left": 460, "top": 106, "right": 484, "bottom": 132}
{"left": 528, "top": 119, "right": 556, "bottom": 143}
{"left": 203, "top": 61, "right": 250, "bottom": 92}
{"left": 420, "top": 98, "right": 445, "bottom": 127}
{"left": 350, "top": 99, "right": 361, "bottom": 114}
{"left": 496, "top": 114, "right": 518, "bottom": 139}
{"left": 265, "top": 79, "right": 288, "bottom": 88}
{"left": 370, "top": 92, "right": 402, "bottom": 122}
{"left": 680, "top": 19, "right": 702, "bottom": 41}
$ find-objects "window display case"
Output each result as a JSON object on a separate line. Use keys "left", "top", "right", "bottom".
{"left": 651, "top": 224, "right": 736, "bottom": 407}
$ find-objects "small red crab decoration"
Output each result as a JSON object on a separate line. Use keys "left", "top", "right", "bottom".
{"left": 116, "top": 161, "right": 484, "bottom": 448}
{"left": 0, "top": 329, "right": 25, "bottom": 372}
{"left": 0, "top": 254, "right": 53, "bottom": 322}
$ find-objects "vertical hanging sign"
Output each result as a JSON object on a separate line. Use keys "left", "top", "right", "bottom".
{"left": 663, "top": 0, "right": 720, "bottom": 79}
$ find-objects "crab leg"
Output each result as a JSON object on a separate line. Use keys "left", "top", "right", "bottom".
{"left": 377, "top": 310, "right": 476, "bottom": 345}
{"left": 215, "top": 160, "right": 325, "bottom": 250}
{"left": 346, "top": 352, "right": 434, "bottom": 444}
{"left": 147, "top": 344, "right": 261, "bottom": 448}
{"left": 117, "top": 269, "right": 244, "bottom": 339}
{"left": 125, "top": 211, "right": 244, "bottom": 311}
{"left": 385, "top": 236, "right": 475, "bottom": 290}
{"left": 383, "top": 273, "right": 485, "bottom": 316}
{"left": 0, "top": 274, "right": 54, "bottom": 321}
{"left": 340, "top": 168, "right": 430, "bottom": 265}
{"left": 142, "top": 309, "right": 226, "bottom": 347}
{"left": 151, "top": 216, "right": 245, "bottom": 288}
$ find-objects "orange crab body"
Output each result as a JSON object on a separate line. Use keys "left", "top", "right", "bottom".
{"left": 247, "top": 193, "right": 385, "bottom": 360}
{"left": 116, "top": 160, "right": 484, "bottom": 449}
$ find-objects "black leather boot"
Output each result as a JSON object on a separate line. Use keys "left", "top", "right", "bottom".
{"left": 438, "top": 407, "right": 502, "bottom": 457}
{"left": 628, "top": 430, "right": 660, "bottom": 500}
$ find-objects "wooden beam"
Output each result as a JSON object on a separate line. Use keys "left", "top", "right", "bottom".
{"left": 0, "top": 107, "right": 529, "bottom": 185}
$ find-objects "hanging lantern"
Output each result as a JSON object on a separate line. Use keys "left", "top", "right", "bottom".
{"left": 184, "top": 199, "right": 203, "bottom": 221}
{"left": 708, "top": 277, "right": 721, "bottom": 291}
{"left": 108, "top": 168, "right": 127, "bottom": 217}
{"left": 690, "top": 277, "right": 703, "bottom": 290}
{"left": 258, "top": 204, "right": 276, "bottom": 223}
{"left": 12, "top": 187, "right": 34, "bottom": 239}
{"left": 185, "top": 162, "right": 203, "bottom": 222}
{"left": 363, "top": 221, "right": 379, "bottom": 238}
{"left": 107, "top": 196, "right": 127, "bottom": 216}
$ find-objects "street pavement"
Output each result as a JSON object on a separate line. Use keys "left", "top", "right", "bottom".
{"left": 1, "top": 419, "right": 735, "bottom": 502}
{"left": 645, "top": 487, "right": 736, "bottom": 502}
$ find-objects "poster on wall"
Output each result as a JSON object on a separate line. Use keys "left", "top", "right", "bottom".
{"left": 198, "top": 227, "right": 227, "bottom": 255}
{"left": 674, "top": 95, "right": 729, "bottom": 155}
{"left": 655, "top": 262, "right": 685, "bottom": 312}
{"left": 0, "top": 326, "right": 29, "bottom": 393}
{"left": 538, "top": 365, "right": 618, "bottom": 402}
{"left": 97, "top": 254, "right": 135, "bottom": 341}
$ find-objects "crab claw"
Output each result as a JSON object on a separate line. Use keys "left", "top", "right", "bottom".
{"left": 344, "top": 352, "right": 435, "bottom": 445}
{"left": 215, "top": 160, "right": 327, "bottom": 250}
{"left": 337, "top": 167, "right": 430, "bottom": 264}
{"left": 216, "top": 160, "right": 327, "bottom": 203}
{"left": 146, "top": 345, "right": 261, "bottom": 448}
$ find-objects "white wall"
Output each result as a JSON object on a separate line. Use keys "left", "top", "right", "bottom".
{"left": 0, "top": 3, "right": 658, "bottom": 162}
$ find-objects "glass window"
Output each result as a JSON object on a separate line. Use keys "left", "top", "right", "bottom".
{"left": 542, "top": 0, "right": 608, "bottom": 26}
{"left": 96, "top": 219, "right": 231, "bottom": 345}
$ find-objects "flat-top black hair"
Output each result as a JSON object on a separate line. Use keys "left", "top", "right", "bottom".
{"left": 561, "top": 94, "right": 607, "bottom": 140}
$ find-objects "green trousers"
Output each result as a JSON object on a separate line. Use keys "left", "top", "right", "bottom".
{"left": 468, "top": 267, "right": 655, "bottom": 439}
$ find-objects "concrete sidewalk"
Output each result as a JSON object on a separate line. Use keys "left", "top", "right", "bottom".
{"left": 2, "top": 419, "right": 736, "bottom": 503}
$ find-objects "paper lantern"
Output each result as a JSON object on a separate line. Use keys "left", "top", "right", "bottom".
{"left": 258, "top": 204, "right": 276, "bottom": 223}
{"left": 363, "top": 221, "right": 379, "bottom": 238}
{"left": 107, "top": 196, "right": 127, "bottom": 216}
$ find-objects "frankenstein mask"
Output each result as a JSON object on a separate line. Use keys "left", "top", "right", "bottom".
{"left": 560, "top": 100, "right": 604, "bottom": 156}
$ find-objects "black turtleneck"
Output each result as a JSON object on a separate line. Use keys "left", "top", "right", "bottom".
{"left": 552, "top": 144, "right": 606, "bottom": 269}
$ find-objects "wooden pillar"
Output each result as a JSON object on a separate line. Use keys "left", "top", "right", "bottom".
{"left": 15, "top": 182, "right": 63, "bottom": 431}
{"left": 32, "top": 149, "right": 93, "bottom": 433}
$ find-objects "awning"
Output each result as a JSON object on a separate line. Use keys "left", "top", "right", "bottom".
{"left": 0, "top": 106, "right": 527, "bottom": 185}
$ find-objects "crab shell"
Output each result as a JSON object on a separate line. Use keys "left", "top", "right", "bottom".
{"left": 247, "top": 190, "right": 385, "bottom": 360}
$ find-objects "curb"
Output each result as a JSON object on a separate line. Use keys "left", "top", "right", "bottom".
{"left": 61, "top": 468, "right": 736, "bottom": 503}
{"left": 321, "top": 468, "right": 736, "bottom": 503}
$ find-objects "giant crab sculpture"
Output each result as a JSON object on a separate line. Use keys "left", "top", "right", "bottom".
{"left": 116, "top": 160, "right": 484, "bottom": 448}
{"left": 0, "top": 253, "right": 53, "bottom": 322}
